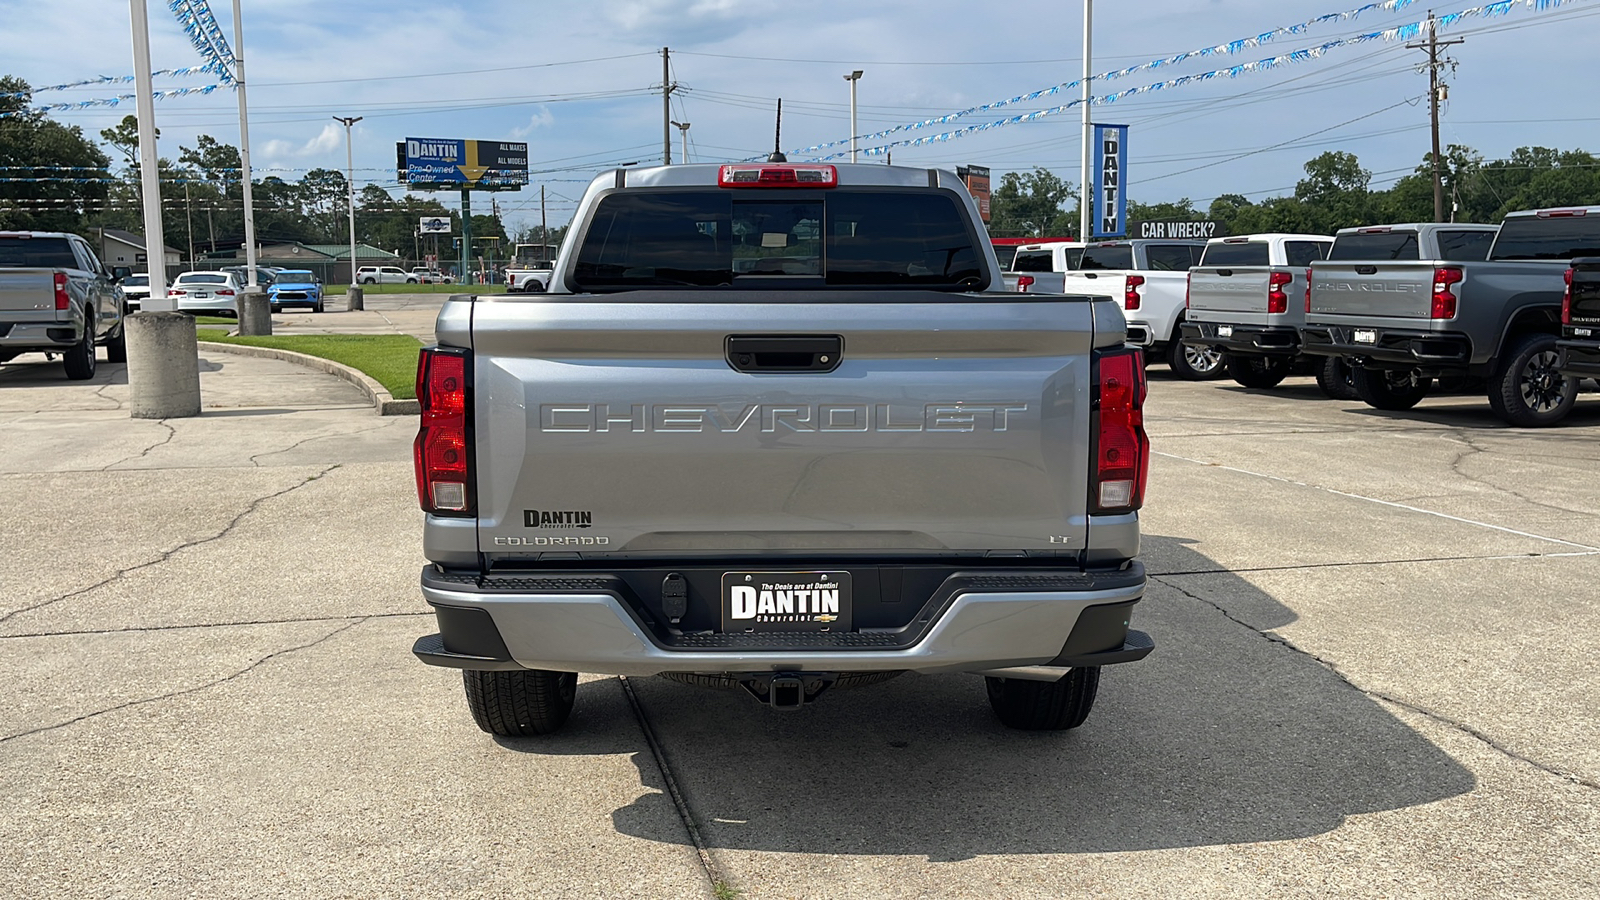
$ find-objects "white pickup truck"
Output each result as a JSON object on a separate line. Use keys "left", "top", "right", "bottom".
{"left": 1055, "top": 240, "right": 1218, "bottom": 379}
{"left": 1180, "top": 233, "right": 1336, "bottom": 392}
{"left": 1001, "top": 240, "right": 1083, "bottom": 294}
{"left": 505, "top": 266, "right": 554, "bottom": 293}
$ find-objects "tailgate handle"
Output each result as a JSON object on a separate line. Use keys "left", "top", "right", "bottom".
{"left": 1217, "top": 269, "right": 1233, "bottom": 277}
{"left": 1356, "top": 265, "right": 1378, "bottom": 275}
{"left": 726, "top": 335, "right": 844, "bottom": 373}
{"left": 1083, "top": 272, "right": 1098, "bottom": 279}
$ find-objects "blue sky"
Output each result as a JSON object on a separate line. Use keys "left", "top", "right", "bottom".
{"left": 4, "top": 0, "right": 1598, "bottom": 233}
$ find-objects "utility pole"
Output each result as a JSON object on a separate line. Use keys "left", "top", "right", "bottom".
{"left": 844, "top": 70, "right": 863, "bottom": 163}
{"left": 128, "top": 0, "right": 170, "bottom": 308}
{"left": 540, "top": 185, "right": 547, "bottom": 258}
{"left": 1407, "top": 11, "right": 1463, "bottom": 223}
{"left": 332, "top": 116, "right": 362, "bottom": 284}
{"left": 661, "top": 47, "right": 677, "bottom": 165}
{"left": 1079, "top": 0, "right": 1093, "bottom": 242}
{"left": 671, "top": 121, "right": 691, "bottom": 163}
{"left": 230, "top": 0, "right": 258, "bottom": 288}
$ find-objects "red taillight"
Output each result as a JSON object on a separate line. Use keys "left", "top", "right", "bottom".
{"left": 1563, "top": 267, "right": 1574, "bottom": 325}
{"left": 53, "top": 272, "right": 69, "bottom": 310}
{"left": 1304, "top": 268, "right": 1314, "bottom": 313}
{"left": 169, "top": 290, "right": 187, "bottom": 296}
{"left": 216, "top": 289, "right": 236, "bottom": 296}
{"left": 1124, "top": 275, "right": 1144, "bottom": 310}
{"left": 718, "top": 164, "right": 838, "bottom": 188}
{"left": 1185, "top": 272, "right": 1192, "bottom": 309}
{"left": 1267, "top": 270, "right": 1293, "bottom": 314}
{"left": 1016, "top": 275, "right": 1035, "bottom": 293}
{"left": 413, "top": 348, "right": 472, "bottom": 514}
{"left": 1536, "top": 209, "right": 1587, "bottom": 218}
{"left": 1431, "top": 266, "right": 1463, "bottom": 319}
{"left": 1092, "top": 349, "right": 1149, "bottom": 513}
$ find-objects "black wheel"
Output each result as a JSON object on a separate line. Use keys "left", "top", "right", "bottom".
{"left": 1315, "top": 357, "right": 1359, "bottom": 400}
{"left": 463, "top": 669, "right": 577, "bottom": 737}
{"left": 63, "top": 323, "right": 96, "bottom": 380}
{"left": 985, "top": 667, "right": 1100, "bottom": 731}
{"left": 104, "top": 322, "right": 128, "bottom": 364}
{"left": 312, "top": 302, "right": 324, "bottom": 313}
{"left": 1225, "top": 354, "right": 1291, "bottom": 389}
{"left": 1488, "top": 333, "right": 1578, "bottom": 427}
{"left": 1351, "top": 366, "right": 1432, "bottom": 411}
{"left": 1168, "top": 339, "right": 1226, "bottom": 380}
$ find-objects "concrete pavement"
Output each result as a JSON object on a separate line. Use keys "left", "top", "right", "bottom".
{"left": 0, "top": 316, "right": 1596, "bottom": 898}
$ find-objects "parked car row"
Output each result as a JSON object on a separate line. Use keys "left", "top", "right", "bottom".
{"left": 1178, "top": 208, "right": 1600, "bottom": 427}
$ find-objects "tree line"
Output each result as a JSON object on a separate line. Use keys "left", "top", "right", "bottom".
{"left": 988, "top": 145, "right": 1600, "bottom": 238}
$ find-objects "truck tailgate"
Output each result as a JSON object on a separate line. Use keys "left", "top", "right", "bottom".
{"left": 1186, "top": 268, "right": 1270, "bottom": 316}
{"left": 1308, "top": 262, "right": 1436, "bottom": 319}
{"left": 464, "top": 293, "right": 1101, "bottom": 558}
{"left": 0, "top": 269, "right": 57, "bottom": 319}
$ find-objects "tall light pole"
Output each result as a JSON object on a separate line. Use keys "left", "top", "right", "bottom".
{"left": 230, "top": 0, "right": 258, "bottom": 288}
{"left": 129, "top": 0, "right": 170, "bottom": 309}
{"left": 1079, "top": 0, "right": 1093, "bottom": 242}
{"left": 332, "top": 116, "right": 362, "bottom": 286}
{"left": 844, "top": 70, "right": 863, "bottom": 163}
{"left": 671, "top": 121, "right": 691, "bottom": 163}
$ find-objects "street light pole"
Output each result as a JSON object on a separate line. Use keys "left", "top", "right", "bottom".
{"left": 333, "top": 116, "right": 362, "bottom": 286}
{"left": 128, "top": 0, "right": 169, "bottom": 309}
{"left": 1079, "top": 0, "right": 1093, "bottom": 242}
{"left": 844, "top": 70, "right": 863, "bottom": 163}
{"left": 671, "top": 121, "right": 691, "bottom": 163}
{"left": 231, "top": 0, "right": 258, "bottom": 288}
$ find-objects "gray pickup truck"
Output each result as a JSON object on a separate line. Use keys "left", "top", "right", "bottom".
{"left": 0, "top": 231, "right": 127, "bottom": 379}
{"left": 1301, "top": 209, "right": 1593, "bottom": 426}
{"left": 1559, "top": 257, "right": 1600, "bottom": 380}
{"left": 1180, "top": 233, "right": 1336, "bottom": 393}
{"left": 411, "top": 163, "right": 1154, "bottom": 736}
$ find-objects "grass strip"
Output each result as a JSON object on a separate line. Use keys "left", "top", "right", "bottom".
{"left": 322, "top": 282, "right": 506, "bottom": 295}
{"left": 196, "top": 330, "right": 424, "bottom": 399}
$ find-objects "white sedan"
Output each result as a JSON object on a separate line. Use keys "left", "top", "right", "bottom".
{"left": 168, "top": 271, "right": 242, "bottom": 315}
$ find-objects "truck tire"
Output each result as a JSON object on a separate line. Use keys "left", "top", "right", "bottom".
{"left": 1315, "top": 357, "right": 1359, "bottom": 400}
{"left": 1488, "top": 332, "right": 1578, "bottom": 427}
{"left": 63, "top": 323, "right": 97, "bottom": 380}
{"left": 985, "top": 667, "right": 1099, "bottom": 731}
{"left": 1225, "top": 354, "right": 1290, "bottom": 389}
{"left": 1167, "top": 339, "right": 1225, "bottom": 380}
{"left": 1351, "top": 366, "right": 1432, "bottom": 410}
{"left": 463, "top": 669, "right": 577, "bottom": 737}
{"left": 104, "top": 322, "right": 128, "bottom": 364}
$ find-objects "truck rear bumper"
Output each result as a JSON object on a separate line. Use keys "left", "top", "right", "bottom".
{"left": 0, "top": 322, "right": 80, "bottom": 350}
{"left": 1180, "top": 322, "right": 1299, "bottom": 356}
{"left": 1558, "top": 338, "right": 1600, "bottom": 378}
{"left": 1300, "top": 325, "right": 1473, "bottom": 367}
{"left": 413, "top": 564, "right": 1150, "bottom": 676}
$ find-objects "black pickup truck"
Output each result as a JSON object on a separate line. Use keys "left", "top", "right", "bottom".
{"left": 1559, "top": 257, "right": 1600, "bottom": 380}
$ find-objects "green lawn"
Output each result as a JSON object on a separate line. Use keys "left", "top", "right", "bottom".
{"left": 322, "top": 282, "right": 507, "bottom": 295}
{"left": 196, "top": 330, "right": 424, "bottom": 399}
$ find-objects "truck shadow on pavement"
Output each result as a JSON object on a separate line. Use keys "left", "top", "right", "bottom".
{"left": 501, "top": 536, "right": 1476, "bottom": 860}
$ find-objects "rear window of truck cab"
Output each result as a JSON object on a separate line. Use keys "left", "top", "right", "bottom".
{"left": 1490, "top": 215, "right": 1600, "bottom": 261}
{"left": 572, "top": 190, "right": 985, "bottom": 291}
{"left": 1200, "top": 241, "right": 1271, "bottom": 267}
{"left": 0, "top": 236, "right": 77, "bottom": 269}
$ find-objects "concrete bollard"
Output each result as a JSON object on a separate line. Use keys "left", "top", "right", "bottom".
{"left": 126, "top": 311, "right": 202, "bottom": 419}
{"left": 237, "top": 290, "right": 272, "bottom": 335}
{"left": 347, "top": 286, "right": 364, "bottom": 311}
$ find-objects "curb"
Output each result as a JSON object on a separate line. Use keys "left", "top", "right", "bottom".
{"left": 196, "top": 341, "right": 420, "bottom": 416}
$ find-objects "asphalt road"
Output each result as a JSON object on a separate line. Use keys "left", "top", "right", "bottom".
{"left": 1, "top": 301, "right": 1596, "bottom": 898}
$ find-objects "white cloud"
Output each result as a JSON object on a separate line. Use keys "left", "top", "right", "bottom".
{"left": 510, "top": 108, "right": 556, "bottom": 140}
{"left": 303, "top": 122, "right": 343, "bottom": 155}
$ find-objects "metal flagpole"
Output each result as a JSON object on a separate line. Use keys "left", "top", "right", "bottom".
{"left": 129, "top": 0, "right": 170, "bottom": 309}
{"left": 1079, "top": 0, "right": 1093, "bottom": 242}
{"left": 231, "top": 0, "right": 258, "bottom": 288}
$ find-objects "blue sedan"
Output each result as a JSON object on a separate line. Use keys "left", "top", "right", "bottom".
{"left": 267, "top": 270, "right": 323, "bottom": 312}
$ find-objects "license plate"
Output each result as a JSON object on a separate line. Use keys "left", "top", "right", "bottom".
{"left": 722, "top": 572, "right": 852, "bottom": 633}
{"left": 1217, "top": 325, "right": 1234, "bottom": 338}
{"left": 1577, "top": 328, "right": 1594, "bottom": 337}
{"left": 1354, "top": 329, "right": 1378, "bottom": 344}
{"left": 192, "top": 292, "right": 211, "bottom": 299}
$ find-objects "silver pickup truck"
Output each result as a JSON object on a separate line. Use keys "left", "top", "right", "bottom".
{"left": 411, "top": 163, "right": 1154, "bottom": 736}
{"left": 1301, "top": 208, "right": 1592, "bottom": 426}
{"left": 0, "top": 231, "right": 127, "bottom": 379}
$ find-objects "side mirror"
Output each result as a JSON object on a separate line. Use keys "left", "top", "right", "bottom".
{"left": 111, "top": 266, "right": 133, "bottom": 281}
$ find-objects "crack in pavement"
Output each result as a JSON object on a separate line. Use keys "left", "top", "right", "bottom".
{"left": 0, "top": 610, "right": 430, "bottom": 640}
{"left": 93, "top": 382, "right": 126, "bottom": 410}
{"left": 0, "top": 618, "right": 367, "bottom": 744}
{"left": 1152, "top": 574, "right": 1600, "bottom": 792}
{"left": 247, "top": 420, "right": 397, "bottom": 468}
{"left": 0, "top": 464, "right": 341, "bottom": 625}
{"left": 1442, "top": 431, "right": 1600, "bottom": 520}
{"left": 103, "top": 420, "right": 177, "bottom": 471}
